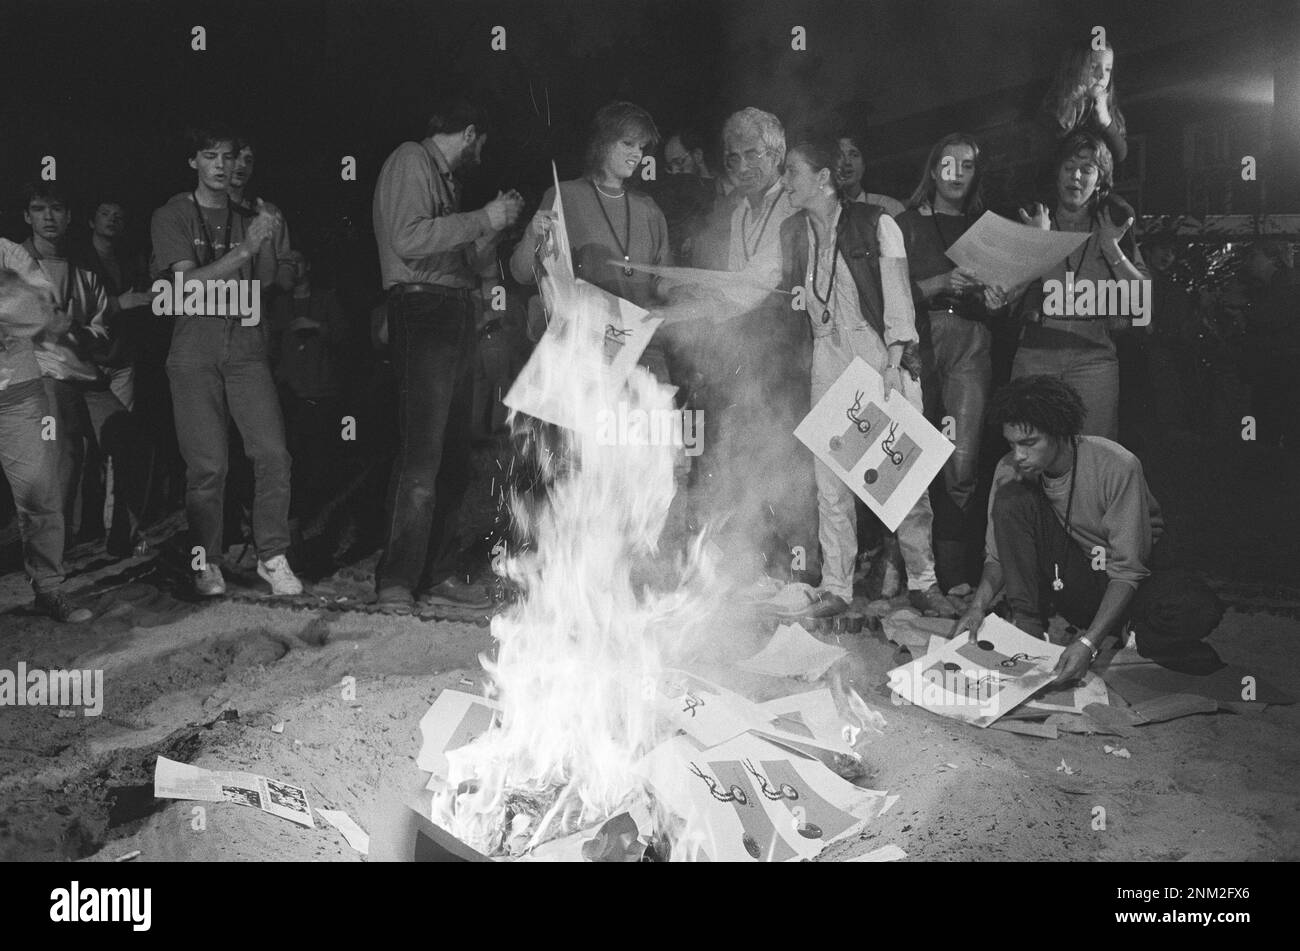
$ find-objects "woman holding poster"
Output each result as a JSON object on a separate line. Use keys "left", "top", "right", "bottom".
{"left": 776, "top": 141, "right": 958, "bottom": 620}
{"left": 1013, "top": 132, "right": 1148, "bottom": 441}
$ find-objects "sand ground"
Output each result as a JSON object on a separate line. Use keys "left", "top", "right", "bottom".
{"left": 1, "top": 431, "right": 1296, "bottom": 862}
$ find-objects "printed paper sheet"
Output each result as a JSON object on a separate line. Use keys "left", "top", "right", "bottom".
{"left": 634, "top": 734, "right": 885, "bottom": 862}
{"left": 154, "top": 756, "right": 314, "bottom": 828}
{"left": 886, "top": 615, "right": 1061, "bottom": 727}
{"left": 795, "top": 357, "right": 953, "bottom": 532}
{"left": 943, "top": 211, "right": 1090, "bottom": 291}
{"left": 417, "top": 689, "right": 502, "bottom": 782}
{"left": 504, "top": 160, "right": 665, "bottom": 430}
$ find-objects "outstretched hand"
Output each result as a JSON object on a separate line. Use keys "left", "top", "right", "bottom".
{"left": 1019, "top": 202, "right": 1050, "bottom": 231}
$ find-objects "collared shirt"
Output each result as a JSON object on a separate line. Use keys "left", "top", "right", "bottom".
{"left": 803, "top": 205, "right": 915, "bottom": 350}
{"left": 710, "top": 180, "right": 798, "bottom": 314}
{"left": 372, "top": 139, "right": 496, "bottom": 289}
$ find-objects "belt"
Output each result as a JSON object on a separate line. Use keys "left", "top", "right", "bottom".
{"left": 389, "top": 282, "right": 472, "bottom": 301}
{"left": 929, "top": 300, "right": 984, "bottom": 322}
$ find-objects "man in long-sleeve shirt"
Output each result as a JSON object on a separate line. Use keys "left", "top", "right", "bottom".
{"left": 371, "top": 96, "right": 522, "bottom": 614}
{"left": 953, "top": 376, "right": 1224, "bottom": 677}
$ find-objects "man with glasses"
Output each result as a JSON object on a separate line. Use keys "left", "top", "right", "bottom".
{"left": 672, "top": 108, "right": 820, "bottom": 600}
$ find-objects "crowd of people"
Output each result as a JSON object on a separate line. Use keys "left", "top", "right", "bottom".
{"left": 1, "top": 35, "right": 1292, "bottom": 677}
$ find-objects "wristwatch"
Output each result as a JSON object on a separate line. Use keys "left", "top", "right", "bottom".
{"left": 1076, "top": 634, "right": 1100, "bottom": 661}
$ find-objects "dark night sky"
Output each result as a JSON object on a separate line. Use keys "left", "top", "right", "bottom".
{"left": 0, "top": 0, "right": 1285, "bottom": 261}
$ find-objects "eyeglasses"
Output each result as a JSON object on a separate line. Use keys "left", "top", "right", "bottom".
{"left": 724, "top": 147, "right": 771, "bottom": 170}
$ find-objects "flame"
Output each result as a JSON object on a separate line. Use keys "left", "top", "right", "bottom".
{"left": 432, "top": 278, "right": 715, "bottom": 857}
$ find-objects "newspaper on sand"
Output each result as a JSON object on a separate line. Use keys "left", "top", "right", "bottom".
{"left": 154, "top": 756, "right": 314, "bottom": 828}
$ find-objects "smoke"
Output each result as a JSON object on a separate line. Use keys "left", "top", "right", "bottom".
{"left": 678, "top": 291, "right": 817, "bottom": 584}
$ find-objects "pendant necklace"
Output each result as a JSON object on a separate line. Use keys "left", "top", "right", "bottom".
{"left": 1052, "top": 437, "right": 1081, "bottom": 593}
{"left": 741, "top": 191, "right": 781, "bottom": 263}
{"left": 809, "top": 213, "right": 840, "bottom": 344}
{"left": 590, "top": 179, "right": 634, "bottom": 276}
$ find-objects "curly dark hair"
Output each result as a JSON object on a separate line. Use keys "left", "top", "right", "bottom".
{"left": 987, "top": 375, "right": 1086, "bottom": 440}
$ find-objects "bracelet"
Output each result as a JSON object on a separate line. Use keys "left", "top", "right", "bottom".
{"left": 1076, "top": 634, "right": 1099, "bottom": 659}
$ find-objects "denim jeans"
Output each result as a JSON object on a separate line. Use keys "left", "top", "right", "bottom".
{"left": 924, "top": 312, "right": 992, "bottom": 541}
{"left": 166, "top": 316, "right": 292, "bottom": 564}
{"left": 376, "top": 290, "right": 475, "bottom": 595}
{"left": 1012, "top": 324, "right": 1119, "bottom": 440}
{"left": 0, "top": 385, "right": 67, "bottom": 592}
{"left": 43, "top": 377, "right": 145, "bottom": 544}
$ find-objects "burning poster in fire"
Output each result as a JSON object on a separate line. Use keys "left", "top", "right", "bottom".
{"left": 632, "top": 734, "right": 887, "bottom": 862}
{"left": 794, "top": 358, "right": 953, "bottom": 532}
{"left": 424, "top": 159, "right": 890, "bottom": 861}
{"left": 503, "top": 162, "right": 663, "bottom": 432}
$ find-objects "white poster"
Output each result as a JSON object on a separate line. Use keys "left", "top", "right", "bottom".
{"left": 794, "top": 357, "right": 953, "bottom": 532}
{"left": 943, "top": 211, "right": 1090, "bottom": 290}
{"left": 886, "top": 614, "right": 1061, "bottom": 727}
{"left": 633, "top": 734, "right": 886, "bottom": 862}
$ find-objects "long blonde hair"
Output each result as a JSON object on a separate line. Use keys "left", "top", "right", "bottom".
{"left": 1044, "top": 39, "right": 1125, "bottom": 137}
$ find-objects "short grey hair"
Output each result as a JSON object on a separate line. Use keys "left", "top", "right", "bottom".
{"left": 721, "top": 107, "right": 786, "bottom": 165}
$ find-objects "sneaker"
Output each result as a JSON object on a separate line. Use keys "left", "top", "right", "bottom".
{"left": 909, "top": 584, "right": 959, "bottom": 619}
{"left": 33, "top": 590, "right": 93, "bottom": 624}
{"left": 195, "top": 565, "right": 227, "bottom": 597}
{"left": 418, "top": 578, "right": 492, "bottom": 611}
{"left": 257, "top": 554, "right": 303, "bottom": 596}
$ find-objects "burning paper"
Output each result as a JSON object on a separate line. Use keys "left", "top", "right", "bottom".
{"left": 153, "top": 756, "right": 314, "bottom": 828}
{"left": 417, "top": 689, "right": 502, "bottom": 782}
{"left": 430, "top": 254, "right": 719, "bottom": 857}
{"left": 795, "top": 358, "right": 953, "bottom": 532}
{"left": 504, "top": 282, "right": 663, "bottom": 432}
{"left": 634, "top": 734, "right": 886, "bottom": 862}
{"left": 756, "top": 687, "right": 881, "bottom": 761}
{"left": 737, "top": 623, "right": 847, "bottom": 682}
{"left": 887, "top": 615, "right": 1061, "bottom": 727}
{"left": 657, "top": 669, "right": 773, "bottom": 749}
{"left": 505, "top": 160, "right": 664, "bottom": 432}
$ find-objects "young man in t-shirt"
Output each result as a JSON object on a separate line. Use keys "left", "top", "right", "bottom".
{"left": 0, "top": 240, "right": 91, "bottom": 622}
{"left": 150, "top": 123, "right": 303, "bottom": 597}
{"left": 952, "top": 376, "right": 1224, "bottom": 676}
